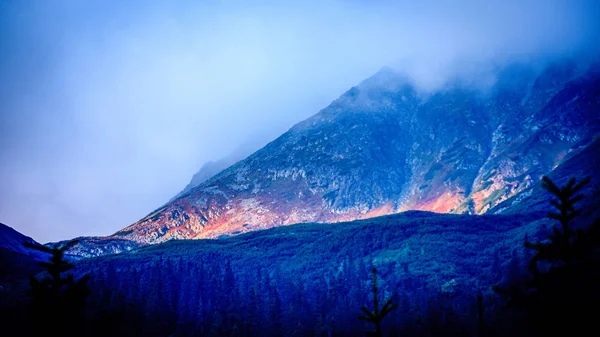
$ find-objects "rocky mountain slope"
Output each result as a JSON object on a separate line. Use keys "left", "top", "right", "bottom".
{"left": 45, "top": 236, "right": 141, "bottom": 260}
{"left": 491, "top": 135, "right": 600, "bottom": 223}
{"left": 114, "top": 60, "right": 600, "bottom": 244}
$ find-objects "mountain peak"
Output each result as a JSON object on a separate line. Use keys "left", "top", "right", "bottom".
{"left": 355, "top": 66, "right": 412, "bottom": 93}
{"left": 114, "top": 60, "right": 600, "bottom": 244}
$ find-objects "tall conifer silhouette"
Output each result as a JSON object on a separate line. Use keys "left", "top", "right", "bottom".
{"left": 358, "top": 267, "right": 398, "bottom": 337}
{"left": 24, "top": 239, "right": 91, "bottom": 336}
{"left": 494, "top": 176, "right": 600, "bottom": 336}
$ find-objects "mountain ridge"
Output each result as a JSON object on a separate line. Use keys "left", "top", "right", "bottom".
{"left": 169, "top": 136, "right": 269, "bottom": 202}
{"left": 0, "top": 222, "right": 41, "bottom": 257}
{"left": 111, "top": 60, "right": 599, "bottom": 244}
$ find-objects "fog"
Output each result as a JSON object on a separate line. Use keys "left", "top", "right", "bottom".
{"left": 0, "top": 0, "right": 598, "bottom": 242}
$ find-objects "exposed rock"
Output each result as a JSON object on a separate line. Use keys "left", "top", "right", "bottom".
{"left": 115, "top": 60, "right": 600, "bottom": 244}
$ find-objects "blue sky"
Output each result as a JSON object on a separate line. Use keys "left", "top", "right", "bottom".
{"left": 0, "top": 0, "right": 598, "bottom": 242}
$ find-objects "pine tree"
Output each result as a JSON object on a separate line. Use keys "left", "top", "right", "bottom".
{"left": 23, "top": 239, "right": 91, "bottom": 336}
{"left": 358, "top": 267, "right": 398, "bottom": 337}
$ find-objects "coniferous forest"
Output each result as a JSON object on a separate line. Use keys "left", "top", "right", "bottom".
{"left": 1, "top": 175, "right": 599, "bottom": 337}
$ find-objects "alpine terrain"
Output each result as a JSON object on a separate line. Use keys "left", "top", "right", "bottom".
{"left": 112, "top": 60, "right": 600, "bottom": 244}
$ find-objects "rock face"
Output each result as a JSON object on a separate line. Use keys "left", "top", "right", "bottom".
{"left": 491, "top": 135, "right": 600, "bottom": 224}
{"left": 115, "top": 60, "right": 600, "bottom": 244}
{"left": 45, "top": 236, "right": 141, "bottom": 260}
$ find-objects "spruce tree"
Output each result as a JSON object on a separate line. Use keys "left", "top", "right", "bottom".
{"left": 494, "top": 176, "right": 600, "bottom": 336}
{"left": 24, "top": 239, "right": 91, "bottom": 336}
{"left": 358, "top": 267, "right": 398, "bottom": 337}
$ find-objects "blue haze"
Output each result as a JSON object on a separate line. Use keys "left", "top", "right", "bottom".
{"left": 0, "top": 0, "right": 598, "bottom": 242}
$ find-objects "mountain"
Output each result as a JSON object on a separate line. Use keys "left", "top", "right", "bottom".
{"left": 45, "top": 139, "right": 272, "bottom": 259}
{"left": 114, "top": 60, "right": 600, "bottom": 244}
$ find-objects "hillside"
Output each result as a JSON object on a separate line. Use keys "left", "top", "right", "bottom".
{"left": 74, "top": 209, "right": 553, "bottom": 336}
{"left": 45, "top": 236, "right": 141, "bottom": 260}
{"left": 0, "top": 223, "right": 43, "bottom": 288}
{"left": 491, "top": 135, "right": 600, "bottom": 223}
{"left": 0, "top": 222, "right": 40, "bottom": 256}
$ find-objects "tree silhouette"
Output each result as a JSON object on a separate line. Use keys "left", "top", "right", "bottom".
{"left": 525, "top": 176, "right": 592, "bottom": 271}
{"left": 494, "top": 176, "right": 600, "bottom": 336}
{"left": 358, "top": 267, "right": 398, "bottom": 337}
{"left": 24, "top": 239, "right": 91, "bottom": 336}
{"left": 477, "top": 291, "right": 485, "bottom": 337}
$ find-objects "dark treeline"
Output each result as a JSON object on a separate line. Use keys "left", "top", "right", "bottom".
{"left": 2, "top": 176, "right": 599, "bottom": 336}
{"left": 79, "top": 252, "right": 488, "bottom": 337}
{"left": 2, "top": 227, "right": 520, "bottom": 337}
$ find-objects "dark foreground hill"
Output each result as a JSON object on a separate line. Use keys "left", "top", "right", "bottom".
{"left": 0, "top": 223, "right": 45, "bottom": 318}
{"left": 0, "top": 223, "right": 45, "bottom": 281}
{"left": 65, "top": 210, "right": 546, "bottom": 336}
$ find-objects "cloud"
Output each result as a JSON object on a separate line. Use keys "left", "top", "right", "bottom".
{"left": 0, "top": 0, "right": 598, "bottom": 242}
